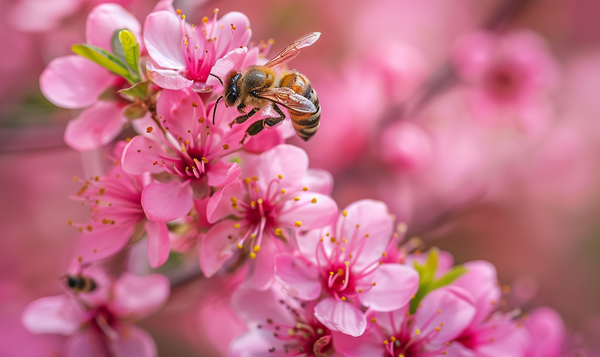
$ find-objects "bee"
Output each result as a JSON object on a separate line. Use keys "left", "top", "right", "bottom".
{"left": 60, "top": 274, "right": 97, "bottom": 293}
{"left": 212, "top": 32, "right": 321, "bottom": 143}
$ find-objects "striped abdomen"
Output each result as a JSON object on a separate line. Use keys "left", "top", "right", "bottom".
{"left": 279, "top": 71, "right": 321, "bottom": 141}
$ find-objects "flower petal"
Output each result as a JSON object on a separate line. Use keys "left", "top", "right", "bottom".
{"left": 64, "top": 101, "right": 127, "bottom": 151}
{"left": 332, "top": 329, "right": 386, "bottom": 357}
{"left": 231, "top": 286, "right": 297, "bottom": 327}
{"left": 155, "top": 87, "right": 205, "bottom": 141}
{"left": 414, "top": 286, "right": 476, "bottom": 345}
{"left": 206, "top": 180, "right": 245, "bottom": 224}
{"left": 358, "top": 264, "right": 419, "bottom": 312}
{"left": 40, "top": 55, "right": 113, "bottom": 109}
{"left": 274, "top": 253, "right": 322, "bottom": 300}
{"left": 141, "top": 180, "right": 193, "bottom": 222}
{"left": 229, "top": 330, "right": 286, "bottom": 357}
{"left": 146, "top": 62, "right": 193, "bottom": 90}
{"left": 144, "top": 220, "right": 170, "bottom": 268}
{"left": 214, "top": 12, "right": 252, "bottom": 55}
{"left": 66, "top": 330, "right": 110, "bottom": 357}
{"left": 303, "top": 169, "right": 334, "bottom": 195}
{"left": 525, "top": 307, "right": 565, "bottom": 357}
{"left": 314, "top": 298, "right": 367, "bottom": 337}
{"left": 245, "top": 236, "right": 277, "bottom": 290}
{"left": 207, "top": 47, "right": 248, "bottom": 92}
{"left": 22, "top": 295, "right": 84, "bottom": 335}
{"left": 121, "top": 135, "right": 172, "bottom": 175}
{"left": 199, "top": 220, "right": 239, "bottom": 277}
{"left": 453, "top": 260, "right": 501, "bottom": 326}
{"left": 111, "top": 272, "right": 170, "bottom": 319}
{"left": 76, "top": 223, "right": 136, "bottom": 264}
{"left": 144, "top": 11, "right": 186, "bottom": 69}
{"left": 86, "top": 4, "right": 143, "bottom": 53}
{"left": 207, "top": 161, "right": 241, "bottom": 187}
{"left": 278, "top": 192, "right": 338, "bottom": 230}
{"left": 110, "top": 325, "right": 157, "bottom": 357}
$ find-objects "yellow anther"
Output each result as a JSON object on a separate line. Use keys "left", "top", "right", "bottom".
{"left": 294, "top": 196, "right": 300, "bottom": 201}
{"left": 383, "top": 340, "right": 389, "bottom": 345}
{"left": 281, "top": 189, "right": 286, "bottom": 194}
{"left": 341, "top": 296, "right": 346, "bottom": 301}
{"left": 181, "top": 14, "right": 186, "bottom": 19}
{"left": 278, "top": 174, "right": 283, "bottom": 179}
{"left": 342, "top": 210, "right": 348, "bottom": 217}
{"left": 344, "top": 261, "right": 350, "bottom": 266}
{"left": 382, "top": 252, "right": 387, "bottom": 257}
{"left": 251, "top": 176, "right": 258, "bottom": 181}
{"left": 231, "top": 23, "right": 236, "bottom": 30}
{"left": 330, "top": 237, "right": 336, "bottom": 243}
{"left": 342, "top": 238, "right": 348, "bottom": 243}
{"left": 249, "top": 252, "right": 256, "bottom": 259}
{"left": 176, "top": 9, "right": 182, "bottom": 15}
{"left": 390, "top": 336, "right": 396, "bottom": 342}
{"left": 237, "top": 244, "right": 243, "bottom": 249}
{"left": 146, "top": 126, "right": 153, "bottom": 133}
{"left": 231, "top": 197, "right": 237, "bottom": 203}
{"left": 275, "top": 228, "right": 282, "bottom": 236}
{"left": 437, "top": 309, "right": 441, "bottom": 313}
{"left": 365, "top": 234, "right": 370, "bottom": 238}
{"left": 311, "top": 198, "right": 317, "bottom": 204}
{"left": 202, "top": 16, "right": 208, "bottom": 23}
{"left": 234, "top": 224, "right": 240, "bottom": 229}
{"left": 257, "top": 198, "right": 263, "bottom": 204}
{"left": 295, "top": 221, "right": 302, "bottom": 227}
{"left": 223, "top": 144, "right": 230, "bottom": 150}
{"left": 370, "top": 318, "right": 376, "bottom": 323}
{"left": 244, "top": 178, "right": 251, "bottom": 183}
{"left": 415, "top": 329, "right": 421, "bottom": 335}
{"left": 250, "top": 234, "right": 256, "bottom": 239}
{"left": 254, "top": 246, "right": 261, "bottom": 252}
{"left": 302, "top": 187, "right": 308, "bottom": 191}
{"left": 435, "top": 327, "right": 441, "bottom": 331}
{"left": 358, "top": 289, "right": 363, "bottom": 293}
{"left": 329, "top": 271, "right": 334, "bottom": 275}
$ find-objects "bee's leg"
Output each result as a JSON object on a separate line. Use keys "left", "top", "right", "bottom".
{"left": 229, "top": 108, "right": 259, "bottom": 128}
{"left": 237, "top": 103, "right": 247, "bottom": 114}
{"left": 240, "top": 120, "right": 265, "bottom": 145}
{"left": 263, "top": 103, "right": 287, "bottom": 128}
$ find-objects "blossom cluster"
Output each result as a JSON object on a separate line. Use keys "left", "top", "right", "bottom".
{"left": 18, "top": 2, "right": 588, "bottom": 357}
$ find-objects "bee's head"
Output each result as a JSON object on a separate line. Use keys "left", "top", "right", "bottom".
{"left": 224, "top": 73, "right": 241, "bottom": 107}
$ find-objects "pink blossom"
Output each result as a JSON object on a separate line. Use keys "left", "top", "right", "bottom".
{"left": 275, "top": 200, "right": 419, "bottom": 337}
{"left": 200, "top": 144, "right": 338, "bottom": 288}
{"left": 335, "top": 286, "right": 476, "bottom": 356}
{"left": 71, "top": 142, "right": 170, "bottom": 268}
{"left": 22, "top": 267, "right": 170, "bottom": 357}
{"left": 230, "top": 286, "right": 335, "bottom": 357}
{"left": 39, "top": 3, "right": 143, "bottom": 151}
{"left": 524, "top": 307, "right": 566, "bottom": 357}
{"left": 144, "top": 8, "right": 252, "bottom": 92}
{"left": 452, "top": 30, "right": 559, "bottom": 136}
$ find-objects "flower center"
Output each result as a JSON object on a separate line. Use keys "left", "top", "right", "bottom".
{"left": 87, "top": 305, "right": 120, "bottom": 341}
{"left": 485, "top": 63, "right": 522, "bottom": 101}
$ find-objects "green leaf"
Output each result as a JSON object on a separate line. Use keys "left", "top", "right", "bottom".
{"left": 118, "top": 81, "right": 149, "bottom": 100}
{"left": 125, "top": 43, "right": 140, "bottom": 75}
{"left": 72, "top": 44, "right": 136, "bottom": 83}
{"left": 431, "top": 266, "right": 468, "bottom": 290}
{"left": 123, "top": 102, "right": 147, "bottom": 120}
{"left": 111, "top": 29, "right": 127, "bottom": 64}
{"left": 118, "top": 30, "right": 137, "bottom": 54}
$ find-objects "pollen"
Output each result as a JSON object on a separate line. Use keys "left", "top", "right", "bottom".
{"left": 251, "top": 176, "right": 258, "bottom": 181}
{"left": 435, "top": 327, "right": 441, "bottom": 331}
{"left": 294, "top": 196, "right": 300, "bottom": 201}
{"left": 415, "top": 329, "right": 421, "bottom": 335}
{"left": 330, "top": 237, "right": 336, "bottom": 243}
{"left": 382, "top": 252, "right": 387, "bottom": 257}
{"left": 202, "top": 16, "right": 208, "bottom": 24}
{"left": 257, "top": 198, "right": 264, "bottom": 204}
{"left": 437, "top": 309, "right": 441, "bottom": 313}
{"left": 181, "top": 14, "right": 186, "bottom": 19}
{"left": 192, "top": 101, "right": 198, "bottom": 108}
{"left": 370, "top": 318, "right": 377, "bottom": 323}
{"left": 358, "top": 289, "right": 363, "bottom": 293}
{"left": 275, "top": 228, "right": 282, "bottom": 236}
{"left": 281, "top": 189, "right": 286, "bottom": 194}
{"left": 176, "top": 9, "right": 182, "bottom": 15}
{"left": 231, "top": 23, "right": 236, "bottom": 30}
{"left": 146, "top": 126, "right": 153, "bottom": 133}
{"left": 254, "top": 246, "right": 261, "bottom": 252}
{"left": 278, "top": 174, "right": 283, "bottom": 179}
{"left": 295, "top": 221, "right": 302, "bottom": 227}
{"left": 234, "top": 224, "right": 240, "bottom": 229}
{"left": 223, "top": 144, "right": 229, "bottom": 150}
{"left": 311, "top": 198, "right": 317, "bottom": 204}
{"left": 244, "top": 178, "right": 251, "bottom": 184}
{"left": 390, "top": 336, "right": 396, "bottom": 342}
{"left": 250, "top": 234, "right": 256, "bottom": 239}
{"left": 341, "top": 297, "right": 346, "bottom": 300}
{"left": 342, "top": 210, "right": 348, "bottom": 217}
{"left": 302, "top": 187, "right": 308, "bottom": 191}
{"left": 198, "top": 117, "right": 205, "bottom": 123}
{"left": 249, "top": 252, "right": 256, "bottom": 259}
{"left": 237, "top": 244, "right": 243, "bottom": 249}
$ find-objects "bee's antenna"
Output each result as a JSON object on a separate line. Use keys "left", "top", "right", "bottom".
{"left": 212, "top": 96, "right": 223, "bottom": 125}
{"left": 209, "top": 73, "right": 224, "bottom": 87}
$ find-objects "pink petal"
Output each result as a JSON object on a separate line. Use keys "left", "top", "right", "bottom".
{"left": 76, "top": 223, "right": 136, "bottom": 264}
{"left": 453, "top": 260, "right": 501, "bottom": 326}
{"left": 86, "top": 4, "right": 143, "bottom": 53}
{"left": 22, "top": 295, "right": 84, "bottom": 335}
{"left": 144, "top": 11, "right": 186, "bottom": 69}
{"left": 40, "top": 55, "right": 113, "bottom": 109}
{"left": 206, "top": 180, "right": 245, "bottom": 224}
{"left": 229, "top": 330, "right": 286, "bottom": 357}
{"left": 337, "top": 200, "right": 393, "bottom": 267}
{"left": 231, "top": 287, "right": 297, "bottom": 327}
{"left": 155, "top": 87, "right": 205, "bottom": 140}
{"left": 332, "top": 329, "right": 386, "bottom": 357}
{"left": 207, "top": 161, "right": 241, "bottom": 187}
{"left": 358, "top": 264, "right": 419, "bottom": 312}
{"left": 141, "top": 180, "right": 193, "bottom": 222}
{"left": 111, "top": 272, "right": 170, "bottom": 319}
{"left": 193, "top": 196, "right": 212, "bottom": 229}
{"left": 199, "top": 220, "right": 239, "bottom": 277}
{"left": 214, "top": 12, "right": 252, "bottom": 55}
{"left": 111, "top": 325, "right": 157, "bottom": 357}
{"left": 273, "top": 253, "right": 322, "bottom": 300}
{"left": 64, "top": 101, "right": 126, "bottom": 151}
{"left": 121, "top": 135, "right": 171, "bottom": 175}
{"left": 66, "top": 330, "right": 110, "bottom": 357}
{"left": 245, "top": 235, "right": 277, "bottom": 290}
{"left": 296, "top": 228, "right": 331, "bottom": 265}
{"left": 152, "top": 0, "right": 175, "bottom": 13}
{"left": 278, "top": 192, "right": 338, "bottom": 230}
{"left": 144, "top": 220, "right": 170, "bottom": 268}
{"left": 414, "top": 286, "right": 476, "bottom": 345}
{"left": 525, "top": 307, "right": 566, "bottom": 357}
{"left": 302, "top": 169, "right": 334, "bottom": 195}
{"left": 452, "top": 31, "right": 495, "bottom": 82}
{"left": 146, "top": 62, "right": 193, "bottom": 90}
{"left": 207, "top": 47, "right": 247, "bottom": 92}
{"left": 314, "top": 298, "right": 367, "bottom": 337}
{"left": 242, "top": 125, "right": 285, "bottom": 154}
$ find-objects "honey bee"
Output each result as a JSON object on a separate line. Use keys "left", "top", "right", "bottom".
{"left": 60, "top": 274, "right": 97, "bottom": 293}
{"left": 212, "top": 32, "right": 321, "bottom": 143}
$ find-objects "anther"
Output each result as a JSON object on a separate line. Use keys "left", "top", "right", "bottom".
{"left": 281, "top": 189, "right": 286, "bottom": 194}
{"left": 342, "top": 210, "right": 348, "bottom": 217}
{"left": 249, "top": 252, "right": 256, "bottom": 259}
{"left": 254, "top": 246, "right": 261, "bottom": 252}
{"left": 311, "top": 198, "right": 317, "bottom": 203}
{"left": 302, "top": 187, "right": 308, "bottom": 191}
{"left": 146, "top": 126, "right": 153, "bottom": 133}
{"left": 294, "top": 196, "right": 300, "bottom": 201}
{"left": 275, "top": 228, "right": 282, "bottom": 236}
{"left": 295, "top": 221, "right": 302, "bottom": 227}
{"left": 223, "top": 144, "right": 229, "bottom": 150}
{"left": 415, "top": 329, "right": 421, "bottom": 335}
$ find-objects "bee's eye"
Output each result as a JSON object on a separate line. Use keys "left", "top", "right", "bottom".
{"left": 66, "top": 276, "right": 77, "bottom": 288}
{"left": 225, "top": 92, "right": 237, "bottom": 106}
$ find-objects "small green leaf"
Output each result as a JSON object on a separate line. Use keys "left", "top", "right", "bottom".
{"left": 125, "top": 43, "right": 140, "bottom": 75}
{"left": 118, "top": 81, "right": 149, "bottom": 100}
{"left": 431, "top": 266, "right": 468, "bottom": 290}
{"left": 72, "top": 44, "right": 136, "bottom": 83}
{"left": 111, "top": 29, "right": 127, "bottom": 64}
{"left": 118, "top": 30, "right": 137, "bottom": 54}
{"left": 123, "top": 103, "right": 147, "bottom": 120}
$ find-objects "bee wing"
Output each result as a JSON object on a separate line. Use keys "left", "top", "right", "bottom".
{"left": 257, "top": 87, "right": 317, "bottom": 114}
{"left": 264, "top": 32, "right": 321, "bottom": 68}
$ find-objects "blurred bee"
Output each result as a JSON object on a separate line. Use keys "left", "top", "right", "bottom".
{"left": 212, "top": 32, "right": 321, "bottom": 143}
{"left": 60, "top": 274, "right": 97, "bottom": 293}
